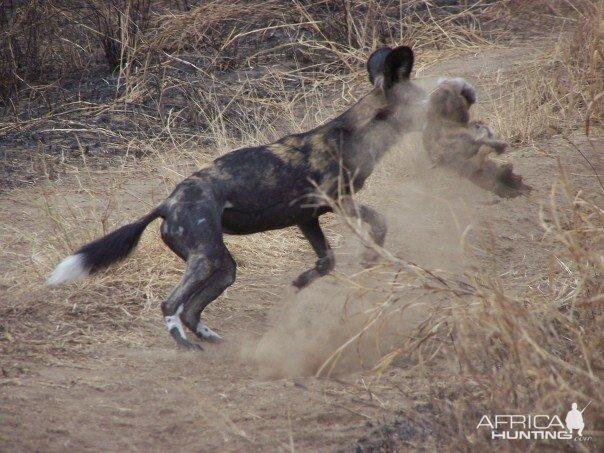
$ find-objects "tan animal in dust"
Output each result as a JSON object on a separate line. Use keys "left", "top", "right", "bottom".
{"left": 423, "top": 77, "right": 531, "bottom": 198}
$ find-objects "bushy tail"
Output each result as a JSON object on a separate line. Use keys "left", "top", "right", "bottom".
{"left": 46, "top": 207, "right": 163, "bottom": 285}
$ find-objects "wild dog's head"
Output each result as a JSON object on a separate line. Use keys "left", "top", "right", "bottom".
{"left": 426, "top": 77, "right": 477, "bottom": 125}
{"left": 365, "top": 46, "right": 426, "bottom": 132}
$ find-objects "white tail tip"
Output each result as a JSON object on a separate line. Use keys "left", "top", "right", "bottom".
{"left": 46, "top": 254, "right": 89, "bottom": 286}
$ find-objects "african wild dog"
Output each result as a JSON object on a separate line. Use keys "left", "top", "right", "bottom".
{"left": 423, "top": 77, "right": 531, "bottom": 198}
{"left": 47, "top": 46, "right": 426, "bottom": 349}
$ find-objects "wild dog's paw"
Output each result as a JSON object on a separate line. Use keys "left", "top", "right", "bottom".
{"left": 167, "top": 318, "right": 204, "bottom": 351}
{"left": 195, "top": 322, "right": 222, "bottom": 343}
{"left": 292, "top": 269, "right": 319, "bottom": 291}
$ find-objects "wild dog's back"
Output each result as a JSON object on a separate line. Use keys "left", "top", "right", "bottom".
{"left": 178, "top": 46, "right": 427, "bottom": 229}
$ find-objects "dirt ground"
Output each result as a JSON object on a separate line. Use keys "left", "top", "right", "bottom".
{"left": 1, "top": 31, "right": 602, "bottom": 452}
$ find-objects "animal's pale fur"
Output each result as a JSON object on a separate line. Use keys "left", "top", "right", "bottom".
{"left": 423, "top": 77, "right": 531, "bottom": 198}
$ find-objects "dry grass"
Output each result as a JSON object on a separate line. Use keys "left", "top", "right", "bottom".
{"left": 1, "top": 0, "right": 602, "bottom": 450}
{"left": 321, "top": 172, "right": 602, "bottom": 448}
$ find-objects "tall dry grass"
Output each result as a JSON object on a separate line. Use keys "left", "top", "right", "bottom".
{"left": 486, "top": 2, "right": 602, "bottom": 144}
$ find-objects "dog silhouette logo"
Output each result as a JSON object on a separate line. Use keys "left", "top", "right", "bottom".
{"left": 565, "top": 402, "right": 589, "bottom": 436}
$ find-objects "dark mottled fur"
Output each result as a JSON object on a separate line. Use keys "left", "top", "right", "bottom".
{"left": 423, "top": 77, "right": 532, "bottom": 198}
{"left": 52, "top": 46, "right": 426, "bottom": 349}
{"left": 76, "top": 208, "right": 162, "bottom": 273}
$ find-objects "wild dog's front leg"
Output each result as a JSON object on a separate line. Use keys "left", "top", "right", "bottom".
{"left": 340, "top": 197, "right": 387, "bottom": 267}
{"left": 292, "top": 218, "right": 335, "bottom": 290}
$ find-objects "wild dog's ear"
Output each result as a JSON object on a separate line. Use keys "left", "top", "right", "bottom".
{"left": 383, "top": 46, "right": 414, "bottom": 90}
{"left": 367, "top": 47, "right": 392, "bottom": 89}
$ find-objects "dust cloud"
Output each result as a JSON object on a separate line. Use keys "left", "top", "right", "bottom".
{"left": 243, "top": 79, "right": 493, "bottom": 379}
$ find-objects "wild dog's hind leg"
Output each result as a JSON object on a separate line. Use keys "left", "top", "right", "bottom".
{"left": 340, "top": 197, "right": 387, "bottom": 267}
{"left": 162, "top": 248, "right": 234, "bottom": 348}
{"left": 179, "top": 249, "right": 236, "bottom": 343}
{"left": 160, "top": 191, "right": 233, "bottom": 349}
{"left": 161, "top": 255, "right": 215, "bottom": 350}
{"left": 292, "top": 218, "right": 335, "bottom": 290}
